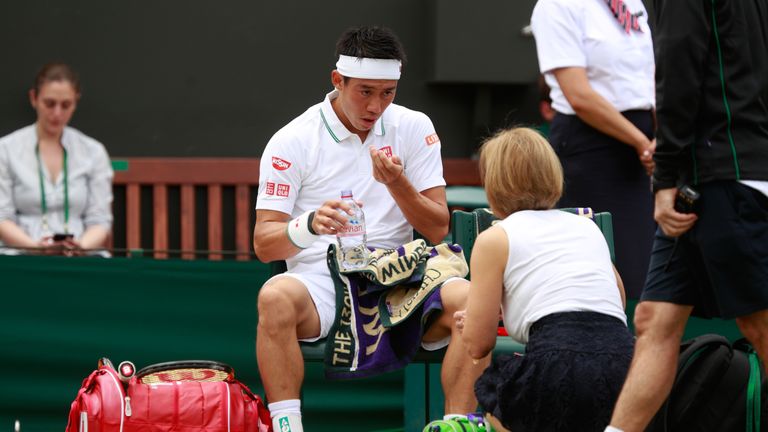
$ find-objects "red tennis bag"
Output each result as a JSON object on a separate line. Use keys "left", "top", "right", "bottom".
{"left": 65, "top": 359, "right": 272, "bottom": 432}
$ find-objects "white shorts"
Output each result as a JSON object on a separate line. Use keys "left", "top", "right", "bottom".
{"left": 269, "top": 263, "right": 456, "bottom": 349}
{"left": 420, "top": 276, "right": 464, "bottom": 351}
{"left": 266, "top": 269, "right": 337, "bottom": 342}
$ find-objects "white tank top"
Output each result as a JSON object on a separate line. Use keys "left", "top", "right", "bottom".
{"left": 498, "top": 210, "right": 627, "bottom": 343}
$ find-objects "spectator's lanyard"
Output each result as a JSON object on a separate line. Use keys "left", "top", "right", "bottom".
{"left": 36, "top": 143, "right": 69, "bottom": 234}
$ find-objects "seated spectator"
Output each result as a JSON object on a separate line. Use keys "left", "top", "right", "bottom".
{"left": 454, "top": 127, "right": 633, "bottom": 432}
{"left": 0, "top": 62, "right": 113, "bottom": 255}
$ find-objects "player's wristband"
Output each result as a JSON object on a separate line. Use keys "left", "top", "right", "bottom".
{"left": 286, "top": 210, "right": 319, "bottom": 249}
{"left": 307, "top": 211, "right": 318, "bottom": 235}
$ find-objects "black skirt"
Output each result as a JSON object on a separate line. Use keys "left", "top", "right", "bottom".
{"left": 475, "top": 311, "right": 634, "bottom": 432}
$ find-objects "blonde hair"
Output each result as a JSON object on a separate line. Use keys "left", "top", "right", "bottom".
{"left": 479, "top": 127, "right": 563, "bottom": 218}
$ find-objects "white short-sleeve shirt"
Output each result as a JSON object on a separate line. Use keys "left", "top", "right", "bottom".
{"left": 256, "top": 90, "right": 446, "bottom": 271}
{"left": 498, "top": 210, "right": 627, "bottom": 343}
{"left": 531, "top": 0, "right": 655, "bottom": 114}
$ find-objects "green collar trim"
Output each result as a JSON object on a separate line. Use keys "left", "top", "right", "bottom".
{"left": 319, "top": 109, "right": 341, "bottom": 143}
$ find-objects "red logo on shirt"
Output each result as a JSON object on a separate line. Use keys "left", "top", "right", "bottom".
{"left": 276, "top": 184, "right": 290, "bottom": 197}
{"left": 605, "top": 0, "right": 644, "bottom": 34}
{"left": 425, "top": 133, "right": 440, "bottom": 146}
{"left": 380, "top": 146, "right": 393, "bottom": 157}
{"left": 265, "top": 182, "right": 275, "bottom": 195}
{"left": 272, "top": 157, "right": 292, "bottom": 170}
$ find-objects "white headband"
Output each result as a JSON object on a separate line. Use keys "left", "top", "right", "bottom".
{"left": 335, "top": 55, "right": 402, "bottom": 80}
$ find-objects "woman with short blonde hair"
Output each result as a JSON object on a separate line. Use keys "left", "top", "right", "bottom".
{"left": 479, "top": 127, "right": 563, "bottom": 218}
{"left": 454, "top": 127, "right": 633, "bottom": 431}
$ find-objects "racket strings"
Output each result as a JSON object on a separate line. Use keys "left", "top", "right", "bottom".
{"left": 139, "top": 368, "right": 232, "bottom": 384}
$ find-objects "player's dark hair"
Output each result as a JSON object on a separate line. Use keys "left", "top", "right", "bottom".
{"left": 335, "top": 26, "right": 407, "bottom": 66}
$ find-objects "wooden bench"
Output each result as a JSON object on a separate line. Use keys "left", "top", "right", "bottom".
{"left": 110, "top": 157, "right": 482, "bottom": 261}
{"left": 111, "top": 158, "right": 260, "bottom": 260}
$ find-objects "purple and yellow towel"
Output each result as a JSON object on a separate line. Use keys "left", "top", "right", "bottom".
{"left": 324, "top": 240, "right": 468, "bottom": 379}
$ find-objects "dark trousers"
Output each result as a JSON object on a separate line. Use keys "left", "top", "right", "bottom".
{"left": 549, "top": 111, "right": 655, "bottom": 299}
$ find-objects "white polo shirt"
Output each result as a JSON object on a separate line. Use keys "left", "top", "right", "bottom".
{"left": 531, "top": 0, "right": 655, "bottom": 114}
{"left": 498, "top": 210, "right": 626, "bottom": 343}
{"left": 256, "top": 90, "right": 446, "bottom": 271}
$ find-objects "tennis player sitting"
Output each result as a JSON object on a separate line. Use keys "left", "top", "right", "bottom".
{"left": 453, "top": 128, "right": 633, "bottom": 432}
{"left": 253, "top": 25, "right": 488, "bottom": 432}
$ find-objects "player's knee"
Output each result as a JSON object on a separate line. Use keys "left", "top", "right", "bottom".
{"left": 633, "top": 302, "right": 685, "bottom": 341}
{"left": 439, "top": 278, "right": 469, "bottom": 314}
{"left": 632, "top": 302, "right": 655, "bottom": 335}
{"left": 257, "top": 283, "right": 297, "bottom": 330}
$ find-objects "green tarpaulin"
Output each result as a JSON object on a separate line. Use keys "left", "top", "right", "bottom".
{"left": 0, "top": 255, "right": 404, "bottom": 432}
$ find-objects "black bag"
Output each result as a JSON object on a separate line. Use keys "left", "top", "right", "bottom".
{"left": 647, "top": 334, "right": 765, "bottom": 432}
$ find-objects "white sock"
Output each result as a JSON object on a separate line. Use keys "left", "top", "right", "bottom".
{"left": 444, "top": 414, "right": 467, "bottom": 421}
{"left": 269, "top": 399, "right": 303, "bottom": 432}
{"left": 604, "top": 427, "right": 624, "bottom": 432}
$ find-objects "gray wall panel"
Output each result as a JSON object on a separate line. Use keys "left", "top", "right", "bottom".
{"left": 0, "top": 1, "right": 558, "bottom": 158}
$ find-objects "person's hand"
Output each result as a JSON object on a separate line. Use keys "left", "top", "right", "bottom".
{"left": 38, "top": 236, "right": 83, "bottom": 256}
{"left": 453, "top": 310, "right": 466, "bottom": 335}
{"left": 638, "top": 139, "right": 656, "bottom": 176}
{"left": 369, "top": 146, "right": 404, "bottom": 185}
{"left": 60, "top": 238, "right": 84, "bottom": 257}
{"left": 37, "top": 236, "right": 59, "bottom": 255}
{"left": 309, "top": 199, "right": 364, "bottom": 235}
{"left": 654, "top": 187, "right": 698, "bottom": 237}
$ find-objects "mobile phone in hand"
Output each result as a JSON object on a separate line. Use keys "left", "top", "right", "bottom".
{"left": 674, "top": 185, "right": 700, "bottom": 214}
{"left": 52, "top": 233, "right": 74, "bottom": 242}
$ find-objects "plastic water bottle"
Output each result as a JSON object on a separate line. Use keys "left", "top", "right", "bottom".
{"left": 336, "top": 190, "right": 369, "bottom": 270}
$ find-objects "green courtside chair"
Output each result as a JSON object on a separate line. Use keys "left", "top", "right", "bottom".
{"left": 451, "top": 207, "right": 616, "bottom": 270}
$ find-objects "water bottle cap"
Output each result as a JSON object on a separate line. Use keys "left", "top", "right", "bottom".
{"left": 340, "top": 189, "right": 353, "bottom": 198}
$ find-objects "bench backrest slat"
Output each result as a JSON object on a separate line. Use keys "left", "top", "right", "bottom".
{"left": 180, "top": 184, "right": 195, "bottom": 260}
{"left": 111, "top": 157, "right": 481, "bottom": 260}
{"left": 208, "top": 184, "right": 223, "bottom": 260}
{"left": 235, "top": 184, "right": 252, "bottom": 261}
{"left": 153, "top": 184, "right": 169, "bottom": 259}
{"left": 126, "top": 184, "right": 142, "bottom": 250}
{"left": 113, "top": 158, "right": 261, "bottom": 260}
